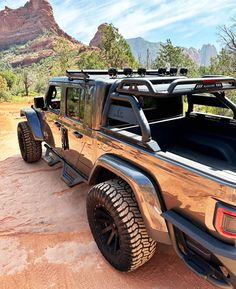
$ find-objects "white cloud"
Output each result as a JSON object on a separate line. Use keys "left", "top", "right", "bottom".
{"left": 116, "top": 0, "right": 235, "bottom": 37}
{"left": 50, "top": 0, "right": 236, "bottom": 43}
{"left": 0, "top": 0, "right": 235, "bottom": 45}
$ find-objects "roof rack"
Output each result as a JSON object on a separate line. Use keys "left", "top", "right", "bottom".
{"left": 115, "top": 76, "right": 236, "bottom": 97}
{"left": 66, "top": 70, "right": 90, "bottom": 81}
{"left": 66, "top": 67, "right": 188, "bottom": 80}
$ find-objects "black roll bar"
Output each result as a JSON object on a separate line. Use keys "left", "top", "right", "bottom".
{"left": 102, "top": 92, "right": 151, "bottom": 143}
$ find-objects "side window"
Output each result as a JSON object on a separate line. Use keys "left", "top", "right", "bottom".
{"left": 66, "top": 87, "right": 85, "bottom": 121}
{"left": 46, "top": 85, "right": 61, "bottom": 112}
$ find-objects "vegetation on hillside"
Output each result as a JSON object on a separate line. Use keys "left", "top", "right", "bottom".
{"left": 0, "top": 21, "right": 235, "bottom": 107}
{"left": 0, "top": 24, "right": 138, "bottom": 100}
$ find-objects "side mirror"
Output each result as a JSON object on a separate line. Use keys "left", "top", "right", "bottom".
{"left": 34, "top": 96, "right": 45, "bottom": 109}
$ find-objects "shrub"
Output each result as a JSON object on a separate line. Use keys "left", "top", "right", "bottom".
{"left": 0, "top": 75, "right": 10, "bottom": 101}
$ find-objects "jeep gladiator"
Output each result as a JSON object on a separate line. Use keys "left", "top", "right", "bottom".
{"left": 17, "top": 68, "right": 236, "bottom": 288}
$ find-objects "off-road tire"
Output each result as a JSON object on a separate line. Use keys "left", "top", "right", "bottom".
{"left": 17, "top": 121, "right": 42, "bottom": 163}
{"left": 87, "top": 178, "right": 157, "bottom": 272}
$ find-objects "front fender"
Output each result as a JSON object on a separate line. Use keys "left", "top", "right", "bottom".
{"left": 20, "top": 108, "right": 44, "bottom": 141}
{"left": 89, "top": 154, "right": 171, "bottom": 244}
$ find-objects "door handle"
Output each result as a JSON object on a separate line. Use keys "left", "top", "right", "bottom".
{"left": 73, "top": 131, "right": 83, "bottom": 139}
{"left": 54, "top": 121, "right": 61, "bottom": 128}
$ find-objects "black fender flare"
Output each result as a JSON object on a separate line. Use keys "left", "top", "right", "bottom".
{"left": 89, "top": 154, "right": 171, "bottom": 244}
{"left": 20, "top": 108, "right": 44, "bottom": 141}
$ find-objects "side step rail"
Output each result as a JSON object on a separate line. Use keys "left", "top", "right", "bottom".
{"left": 43, "top": 144, "right": 86, "bottom": 187}
{"left": 43, "top": 145, "right": 60, "bottom": 166}
{"left": 61, "top": 162, "right": 84, "bottom": 187}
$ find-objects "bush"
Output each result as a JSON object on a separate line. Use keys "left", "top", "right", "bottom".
{"left": 0, "top": 90, "right": 10, "bottom": 101}
{"left": 34, "top": 78, "right": 47, "bottom": 94}
{"left": 0, "top": 75, "right": 10, "bottom": 101}
{"left": 0, "top": 70, "right": 17, "bottom": 90}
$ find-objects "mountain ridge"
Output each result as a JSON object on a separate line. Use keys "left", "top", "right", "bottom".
{"left": 126, "top": 37, "right": 218, "bottom": 67}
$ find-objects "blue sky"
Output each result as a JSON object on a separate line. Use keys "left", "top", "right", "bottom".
{"left": 1, "top": 0, "right": 236, "bottom": 50}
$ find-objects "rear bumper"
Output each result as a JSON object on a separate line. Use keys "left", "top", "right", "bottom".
{"left": 163, "top": 210, "right": 236, "bottom": 289}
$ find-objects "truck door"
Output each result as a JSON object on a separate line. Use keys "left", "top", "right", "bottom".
{"left": 61, "top": 85, "right": 88, "bottom": 172}
{"left": 43, "top": 84, "right": 63, "bottom": 155}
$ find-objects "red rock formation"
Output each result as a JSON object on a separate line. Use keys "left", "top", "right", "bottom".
{"left": 10, "top": 50, "right": 54, "bottom": 67}
{"left": 0, "top": 0, "right": 78, "bottom": 50}
{"left": 89, "top": 23, "right": 108, "bottom": 47}
{"left": 19, "top": 38, "right": 55, "bottom": 54}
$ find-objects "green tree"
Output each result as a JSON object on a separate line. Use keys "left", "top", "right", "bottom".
{"left": 99, "top": 24, "right": 138, "bottom": 68}
{"left": 21, "top": 69, "right": 34, "bottom": 96}
{"left": 198, "top": 49, "right": 236, "bottom": 114}
{"left": 77, "top": 50, "right": 107, "bottom": 69}
{"left": 51, "top": 37, "right": 78, "bottom": 75}
{"left": 0, "top": 69, "right": 17, "bottom": 90}
{"left": 209, "top": 48, "right": 236, "bottom": 75}
{"left": 217, "top": 18, "right": 236, "bottom": 82}
{"left": 155, "top": 39, "right": 197, "bottom": 75}
{"left": 0, "top": 75, "right": 9, "bottom": 100}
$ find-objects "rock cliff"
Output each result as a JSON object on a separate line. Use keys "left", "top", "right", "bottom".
{"left": 0, "top": 0, "right": 77, "bottom": 50}
{"left": 199, "top": 44, "right": 217, "bottom": 66}
{"left": 89, "top": 23, "right": 107, "bottom": 47}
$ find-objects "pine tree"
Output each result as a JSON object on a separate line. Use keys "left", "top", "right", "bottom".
{"left": 77, "top": 51, "right": 107, "bottom": 69}
{"left": 155, "top": 39, "right": 196, "bottom": 75}
{"left": 99, "top": 24, "right": 138, "bottom": 68}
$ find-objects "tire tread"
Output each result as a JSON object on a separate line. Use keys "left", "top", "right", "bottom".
{"left": 87, "top": 178, "right": 157, "bottom": 272}
{"left": 17, "top": 121, "right": 42, "bottom": 163}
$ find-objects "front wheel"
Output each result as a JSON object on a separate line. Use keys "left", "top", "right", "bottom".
{"left": 17, "top": 121, "right": 42, "bottom": 163}
{"left": 87, "top": 178, "right": 157, "bottom": 272}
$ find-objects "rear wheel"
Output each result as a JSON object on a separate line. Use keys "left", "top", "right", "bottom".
{"left": 17, "top": 121, "right": 42, "bottom": 163}
{"left": 87, "top": 178, "right": 157, "bottom": 272}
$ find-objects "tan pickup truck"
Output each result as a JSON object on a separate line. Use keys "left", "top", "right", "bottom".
{"left": 17, "top": 68, "right": 236, "bottom": 288}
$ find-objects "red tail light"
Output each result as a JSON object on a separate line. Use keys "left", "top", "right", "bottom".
{"left": 203, "top": 79, "right": 219, "bottom": 83}
{"left": 214, "top": 204, "right": 236, "bottom": 238}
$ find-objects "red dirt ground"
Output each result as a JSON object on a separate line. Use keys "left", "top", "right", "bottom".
{"left": 0, "top": 102, "right": 216, "bottom": 289}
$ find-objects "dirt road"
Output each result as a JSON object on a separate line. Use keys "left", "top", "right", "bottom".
{"left": 0, "top": 102, "right": 216, "bottom": 289}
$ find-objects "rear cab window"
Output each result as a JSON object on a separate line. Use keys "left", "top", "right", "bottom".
{"left": 66, "top": 86, "right": 86, "bottom": 122}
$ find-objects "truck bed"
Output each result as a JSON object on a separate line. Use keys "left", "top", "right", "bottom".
{"left": 126, "top": 115, "right": 236, "bottom": 183}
